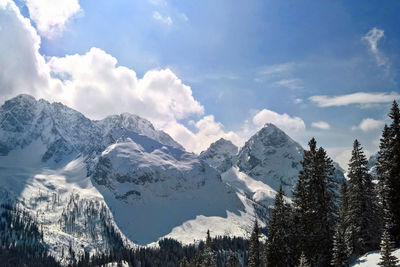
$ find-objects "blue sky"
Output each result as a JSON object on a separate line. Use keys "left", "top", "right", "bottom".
{"left": 2, "top": 0, "right": 400, "bottom": 168}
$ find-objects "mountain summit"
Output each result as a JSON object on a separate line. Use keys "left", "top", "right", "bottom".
{"left": 236, "top": 123, "right": 304, "bottom": 196}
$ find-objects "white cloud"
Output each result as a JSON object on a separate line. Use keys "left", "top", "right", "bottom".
{"left": 153, "top": 11, "right": 172, "bottom": 25}
{"left": 165, "top": 115, "right": 244, "bottom": 153}
{"left": 0, "top": 0, "right": 52, "bottom": 100}
{"left": 252, "top": 109, "right": 306, "bottom": 134}
{"left": 0, "top": 0, "right": 310, "bottom": 157}
{"left": 46, "top": 48, "right": 204, "bottom": 127}
{"left": 362, "top": 27, "right": 387, "bottom": 67}
{"left": 25, "top": 0, "right": 81, "bottom": 38}
{"left": 309, "top": 92, "right": 400, "bottom": 107}
{"left": 294, "top": 98, "right": 303, "bottom": 104}
{"left": 258, "top": 62, "right": 294, "bottom": 76}
{"left": 353, "top": 118, "right": 384, "bottom": 132}
{"left": 274, "top": 78, "right": 303, "bottom": 90}
{"left": 311, "top": 121, "right": 330, "bottom": 130}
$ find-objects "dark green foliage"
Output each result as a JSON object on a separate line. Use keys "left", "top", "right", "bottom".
{"left": 298, "top": 252, "right": 311, "bottom": 267}
{"left": 377, "top": 101, "right": 400, "bottom": 245}
{"left": 345, "top": 140, "right": 380, "bottom": 256}
{"left": 266, "top": 185, "right": 296, "bottom": 267}
{"left": 248, "top": 220, "right": 261, "bottom": 267}
{"left": 226, "top": 253, "right": 240, "bottom": 267}
{"left": 378, "top": 227, "right": 399, "bottom": 267}
{"left": 81, "top": 235, "right": 249, "bottom": 267}
{"left": 293, "top": 138, "right": 338, "bottom": 266}
{"left": 179, "top": 256, "right": 189, "bottom": 267}
{"left": 202, "top": 230, "right": 216, "bottom": 267}
{"left": 331, "top": 181, "right": 349, "bottom": 267}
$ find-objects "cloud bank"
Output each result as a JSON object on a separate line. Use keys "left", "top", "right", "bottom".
{"left": 309, "top": 92, "right": 400, "bottom": 107}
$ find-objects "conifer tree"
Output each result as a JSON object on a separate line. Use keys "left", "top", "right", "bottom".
{"left": 202, "top": 230, "right": 216, "bottom": 267}
{"left": 378, "top": 227, "right": 399, "bottom": 267}
{"left": 331, "top": 180, "right": 349, "bottom": 267}
{"left": 345, "top": 140, "right": 380, "bottom": 255}
{"left": 248, "top": 220, "right": 261, "bottom": 267}
{"left": 293, "top": 138, "right": 338, "bottom": 266}
{"left": 298, "top": 252, "right": 311, "bottom": 267}
{"left": 266, "top": 185, "right": 295, "bottom": 267}
{"left": 179, "top": 256, "right": 189, "bottom": 267}
{"left": 377, "top": 101, "right": 400, "bottom": 245}
{"left": 226, "top": 253, "right": 240, "bottom": 267}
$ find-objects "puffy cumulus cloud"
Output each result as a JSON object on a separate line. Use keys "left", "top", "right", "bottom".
{"left": 25, "top": 0, "right": 81, "bottom": 38}
{"left": 47, "top": 47, "right": 204, "bottom": 127}
{"left": 0, "top": 0, "right": 51, "bottom": 101}
{"left": 311, "top": 121, "right": 330, "bottom": 130}
{"left": 164, "top": 115, "right": 244, "bottom": 154}
{"left": 352, "top": 118, "right": 384, "bottom": 132}
{"left": 252, "top": 109, "right": 306, "bottom": 134}
{"left": 0, "top": 0, "right": 308, "bottom": 156}
{"left": 309, "top": 92, "right": 400, "bottom": 107}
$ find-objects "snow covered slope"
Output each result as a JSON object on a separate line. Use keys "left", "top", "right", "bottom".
{"left": 0, "top": 94, "right": 345, "bottom": 261}
{"left": 95, "top": 113, "right": 183, "bottom": 150}
{"left": 89, "top": 128, "right": 247, "bottom": 245}
{"left": 235, "top": 123, "right": 344, "bottom": 197}
{"left": 350, "top": 248, "right": 400, "bottom": 266}
{"left": 0, "top": 94, "right": 265, "bottom": 258}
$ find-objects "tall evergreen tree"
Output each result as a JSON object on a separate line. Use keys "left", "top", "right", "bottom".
{"left": 266, "top": 185, "right": 295, "bottom": 267}
{"left": 331, "top": 180, "right": 349, "bottom": 266}
{"left": 293, "top": 138, "right": 338, "bottom": 266}
{"left": 248, "top": 220, "right": 261, "bottom": 267}
{"left": 378, "top": 227, "right": 399, "bottom": 267}
{"left": 345, "top": 140, "right": 380, "bottom": 256}
{"left": 202, "top": 230, "right": 216, "bottom": 267}
{"left": 377, "top": 101, "right": 400, "bottom": 245}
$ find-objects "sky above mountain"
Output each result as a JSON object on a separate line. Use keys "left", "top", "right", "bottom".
{"left": 1, "top": 0, "right": 400, "bottom": 168}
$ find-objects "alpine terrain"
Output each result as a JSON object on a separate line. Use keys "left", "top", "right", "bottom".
{"left": 0, "top": 94, "right": 345, "bottom": 264}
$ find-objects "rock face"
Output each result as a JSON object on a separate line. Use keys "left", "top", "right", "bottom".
{"left": 236, "top": 123, "right": 304, "bottom": 196}
{"left": 0, "top": 94, "right": 182, "bottom": 163}
{"left": 199, "top": 138, "right": 238, "bottom": 172}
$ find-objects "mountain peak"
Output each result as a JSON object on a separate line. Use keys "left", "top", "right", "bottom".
{"left": 2, "top": 94, "right": 37, "bottom": 110}
{"left": 250, "top": 123, "right": 292, "bottom": 148}
{"left": 199, "top": 138, "right": 238, "bottom": 172}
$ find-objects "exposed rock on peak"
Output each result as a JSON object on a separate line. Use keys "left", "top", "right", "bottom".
{"left": 200, "top": 138, "right": 238, "bottom": 172}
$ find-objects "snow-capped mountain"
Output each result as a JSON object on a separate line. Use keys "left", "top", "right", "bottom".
{"left": 236, "top": 123, "right": 304, "bottom": 197}
{"left": 95, "top": 113, "right": 183, "bottom": 150}
{"left": 200, "top": 123, "right": 345, "bottom": 207}
{"left": 0, "top": 94, "right": 345, "bottom": 263}
{"left": 0, "top": 94, "right": 263, "bottom": 261}
{"left": 199, "top": 138, "right": 238, "bottom": 172}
